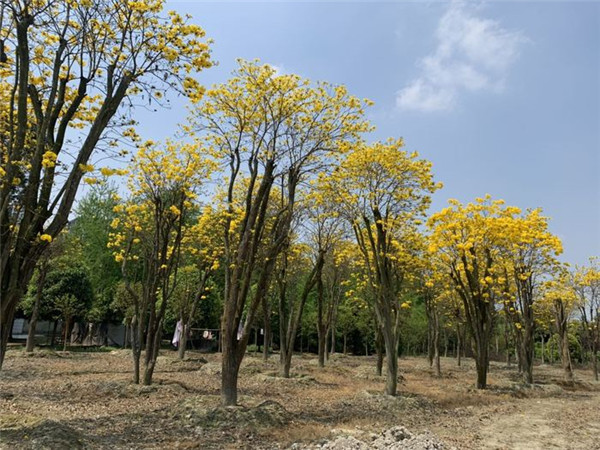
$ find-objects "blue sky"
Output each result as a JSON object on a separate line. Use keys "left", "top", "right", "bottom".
{"left": 134, "top": 0, "right": 599, "bottom": 266}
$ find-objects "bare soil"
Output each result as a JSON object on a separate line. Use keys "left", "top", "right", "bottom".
{"left": 0, "top": 348, "right": 599, "bottom": 449}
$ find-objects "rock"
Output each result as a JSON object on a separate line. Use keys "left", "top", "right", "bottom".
{"left": 289, "top": 426, "right": 451, "bottom": 449}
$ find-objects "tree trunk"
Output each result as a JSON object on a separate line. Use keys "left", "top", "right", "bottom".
{"left": 456, "top": 324, "right": 462, "bottom": 367}
{"left": 558, "top": 327, "right": 574, "bottom": 383}
{"left": 593, "top": 350, "right": 598, "bottom": 381}
{"left": 26, "top": 265, "right": 47, "bottom": 353}
{"left": 330, "top": 322, "right": 336, "bottom": 355}
{"left": 521, "top": 325, "right": 534, "bottom": 384}
{"left": 382, "top": 326, "right": 398, "bottom": 395}
{"left": 262, "top": 296, "right": 271, "bottom": 362}
{"left": 131, "top": 314, "right": 142, "bottom": 384}
{"left": 433, "top": 310, "right": 441, "bottom": 377}
{"left": 426, "top": 304, "right": 434, "bottom": 368}
{"left": 280, "top": 353, "right": 292, "bottom": 378}
{"left": 375, "top": 328, "right": 384, "bottom": 377}
{"left": 475, "top": 340, "right": 489, "bottom": 389}
{"left": 343, "top": 333, "right": 347, "bottom": 355}
{"left": 317, "top": 326, "right": 326, "bottom": 368}
{"left": 0, "top": 290, "right": 21, "bottom": 367}
{"left": 541, "top": 335, "right": 545, "bottom": 365}
{"left": 316, "top": 257, "right": 326, "bottom": 368}
{"left": 50, "top": 320, "right": 58, "bottom": 347}
{"left": 178, "top": 323, "right": 189, "bottom": 360}
{"left": 444, "top": 328, "right": 448, "bottom": 358}
{"left": 554, "top": 299, "right": 574, "bottom": 383}
{"left": 123, "top": 323, "right": 129, "bottom": 350}
{"left": 62, "top": 317, "right": 70, "bottom": 352}
{"left": 222, "top": 342, "right": 241, "bottom": 406}
{"left": 143, "top": 316, "right": 163, "bottom": 386}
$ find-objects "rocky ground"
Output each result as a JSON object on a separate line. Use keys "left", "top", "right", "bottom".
{"left": 0, "top": 348, "right": 599, "bottom": 449}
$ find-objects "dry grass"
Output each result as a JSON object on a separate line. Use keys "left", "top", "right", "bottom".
{"left": 1, "top": 348, "right": 599, "bottom": 449}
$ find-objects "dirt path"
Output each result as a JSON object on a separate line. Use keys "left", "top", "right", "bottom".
{"left": 472, "top": 395, "right": 600, "bottom": 450}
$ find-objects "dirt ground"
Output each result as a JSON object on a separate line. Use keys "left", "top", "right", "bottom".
{"left": 0, "top": 347, "right": 599, "bottom": 449}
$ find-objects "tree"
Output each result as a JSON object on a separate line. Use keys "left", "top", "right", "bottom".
{"left": 573, "top": 259, "right": 600, "bottom": 381}
{"left": 540, "top": 274, "right": 579, "bottom": 382}
{"left": 109, "top": 140, "right": 213, "bottom": 384}
{"left": 499, "top": 208, "right": 562, "bottom": 384}
{"left": 43, "top": 267, "right": 94, "bottom": 350}
{"left": 276, "top": 240, "right": 321, "bottom": 377}
{"left": 70, "top": 183, "right": 122, "bottom": 324}
{"left": 428, "top": 196, "right": 513, "bottom": 389}
{"left": 325, "top": 139, "right": 440, "bottom": 395}
{"left": 0, "top": 0, "right": 212, "bottom": 368}
{"left": 303, "top": 194, "right": 344, "bottom": 367}
{"left": 173, "top": 206, "right": 223, "bottom": 359}
{"left": 187, "top": 60, "right": 371, "bottom": 406}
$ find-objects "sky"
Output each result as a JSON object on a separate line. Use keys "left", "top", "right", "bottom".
{"left": 133, "top": 0, "right": 600, "bottom": 267}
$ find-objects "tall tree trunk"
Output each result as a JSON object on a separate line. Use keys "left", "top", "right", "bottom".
{"left": 444, "top": 328, "right": 448, "bottom": 358}
{"left": 317, "top": 326, "right": 327, "bottom": 368}
{"left": 222, "top": 338, "right": 241, "bottom": 406}
{"left": 475, "top": 339, "right": 489, "bottom": 389}
{"left": 381, "top": 325, "right": 398, "bottom": 395}
{"left": 521, "top": 324, "right": 534, "bottom": 384}
{"left": 178, "top": 322, "right": 189, "bottom": 360}
{"left": 375, "top": 328, "right": 384, "bottom": 377}
{"left": 456, "top": 323, "right": 462, "bottom": 367}
{"left": 50, "top": 320, "right": 58, "bottom": 347}
{"left": 541, "top": 335, "right": 545, "bottom": 365}
{"left": 123, "top": 322, "right": 130, "bottom": 350}
{"left": 0, "top": 290, "right": 20, "bottom": 367}
{"left": 426, "top": 302, "right": 434, "bottom": 368}
{"left": 262, "top": 296, "right": 271, "bottom": 362}
{"left": 330, "top": 320, "right": 336, "bottom": 356}
{"left": 554, "top": 299, "right": 574, "bottom": 383}
{"left": 26, "top": 267, "right": 46, "bottom": 353}
{"left": 433, "top": 309, "right": 441, "bottom": 377}
{"left": 62, "top": 317, "right": 70, "bottom": 352}
{"left": 131, "top": 314, "right": 142, "bottom": 384}
{"left": 316, "top": 263, "right": 327, "bottom": 368}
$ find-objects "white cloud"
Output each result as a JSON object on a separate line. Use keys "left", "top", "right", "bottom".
{"left": 397, "top": 2, "right": 526, "bottom": 112}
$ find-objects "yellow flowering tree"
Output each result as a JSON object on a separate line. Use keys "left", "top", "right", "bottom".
{"left": 173, "top": 205, "right": 224, "bottom": 360}
{"left": 108, "top": 140, "right": 213, "bottom": 384}
{"left": 498, "top": 208, "right": 562, "bottom": 384}
{"left": 428, "top": 196, "right": 512, "bottom": 389}
{"left": 0, "top": 0, "right": 212, "bottom": 368}
{"left": 303, "top": 191, "right": 345, "bottom": 368}
{"left": 573, "top": 258, "right": 600, "bottom": 381}
{"left": 538, "top": 273, "right": 579, "bottom": 382}
{"left": 324, "top": 139, "right": 441, "bottom": 396}
{"left": 275, "top": 239, "right": 323, "bottom": 377}
{"left": 187, "top": 60, "right": 372, "bottom": 406}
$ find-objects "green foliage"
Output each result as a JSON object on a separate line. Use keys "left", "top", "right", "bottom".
{"left": 43, "top": 268, "right": 94, "bottom": 322}
{"left": 70, "top": 184, "right": 123, "bottom": 322}
{"left": 399, "top": 298, "right": 428, "bottom": 356}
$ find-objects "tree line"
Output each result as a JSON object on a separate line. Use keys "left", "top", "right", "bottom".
{"left": 1, "top": 1, "right": 598, "bottom": 410}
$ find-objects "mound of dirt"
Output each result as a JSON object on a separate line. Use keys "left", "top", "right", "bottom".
{"left": 290, "top": 426, "right": 449, "bottom": 449}
{"left": 0, "top": 419, "right": 88, "bottom": 449}
{"left": 254, "top": 372, "right": 318, "bottom": 385}
{"left": 172, "top": 397, "right": 290, "bottom": 430}
{"left": 198, "top": 362, "right": 221, "bottom": 376}
{"left": 354, "top": 365, "right": 385, "bottom": 380}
